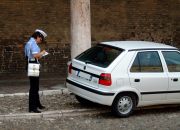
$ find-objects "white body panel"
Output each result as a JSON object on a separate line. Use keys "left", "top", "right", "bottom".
{"left": 167, "top": 72, "right": 180, "bottom": 100}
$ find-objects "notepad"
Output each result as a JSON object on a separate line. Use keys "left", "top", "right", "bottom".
{"left": 42, "top": 51, "right": 49, "bottom": 57}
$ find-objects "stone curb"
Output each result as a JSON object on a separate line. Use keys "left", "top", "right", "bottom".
{"left": 0, "top": 88, "right": 70, "bottom": 98}
{"left": 0, "top": 109, "right": 109, "bottom": 120}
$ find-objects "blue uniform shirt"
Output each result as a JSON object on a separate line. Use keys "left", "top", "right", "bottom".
{"left": 25, "top": 37, "right": 40, "bottom": 59}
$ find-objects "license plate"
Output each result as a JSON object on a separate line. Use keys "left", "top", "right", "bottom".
{"left": 77, "top": 71, "right": 91, "bottom": 80}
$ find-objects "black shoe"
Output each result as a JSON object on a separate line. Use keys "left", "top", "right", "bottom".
{"left": 38, "top": 105, "right": 46, "bottom": 109}
{"left": 29, "top": 109, "right": 41, "bottom": 113}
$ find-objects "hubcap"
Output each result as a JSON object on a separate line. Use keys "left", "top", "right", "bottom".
{"left": 117, "top": 96, "right": 133, "bottom": 115}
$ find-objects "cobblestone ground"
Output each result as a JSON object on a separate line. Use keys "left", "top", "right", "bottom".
{"left": 0, "top": 94, "right": 180, "bottom": 130}
{"left": 0, "top": 94, "right": 105, "bottom": 114}
{"left": 0, "top": 106, "right": 180, "bottom": 130}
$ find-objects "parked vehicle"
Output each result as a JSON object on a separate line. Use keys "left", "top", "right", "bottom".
{"left": 66, "top": 41, "right": 180, "bottom": 117}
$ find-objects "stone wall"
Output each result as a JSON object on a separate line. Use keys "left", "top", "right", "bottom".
{"left": 0, "top": 0, "right": 179, "bottom": 76}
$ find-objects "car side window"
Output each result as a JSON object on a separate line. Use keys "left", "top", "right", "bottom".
{"left": 162, "top": 51, "right": 180, "bottom": 72}
{"left": 130, "top": 51, "right": 163, "bottom": 72}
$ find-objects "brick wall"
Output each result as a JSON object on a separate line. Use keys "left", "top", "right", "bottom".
{"left": 0, "top": 0, "right": 179, "bottom": 77}
{"left": 91, "top": 0, "right": 180, "bottom": 46}
{"left": 0, "top": 0, "right": 71, "bottom": 76}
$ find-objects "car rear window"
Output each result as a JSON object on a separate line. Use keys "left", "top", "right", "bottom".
{"left": 75, "top": 44, "right": 123, "bottom": 68}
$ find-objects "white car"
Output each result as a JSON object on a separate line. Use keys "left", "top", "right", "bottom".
{"left": 66, "top": 41, "right": 180, "bottom": 117}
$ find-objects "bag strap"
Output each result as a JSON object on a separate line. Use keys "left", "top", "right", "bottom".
{"left": 27, "top": 42, "right": 31, "bottom": 62}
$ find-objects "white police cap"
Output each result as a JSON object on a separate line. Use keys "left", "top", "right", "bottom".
{"left": 35, "top": 29, "right": 47, "bottom": 38}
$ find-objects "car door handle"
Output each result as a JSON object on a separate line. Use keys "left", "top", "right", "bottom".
{"left": 134, "top": 79, "right": 140, "bottom": 82}
{"left": 172, "top": 78, "right": 178, "bottom": 82}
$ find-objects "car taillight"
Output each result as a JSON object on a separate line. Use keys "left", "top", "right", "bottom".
{"left": 99, "top": 73, "right": 112, "bottom": 86}
{"left": 68, "top": 63, "right": 72, "bottom": 74}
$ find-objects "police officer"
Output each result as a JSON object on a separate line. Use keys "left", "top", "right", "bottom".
{"left": 25, "top": 29, "right": 47, "bottom": 113}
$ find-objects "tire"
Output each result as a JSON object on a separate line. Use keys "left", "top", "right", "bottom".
{"left": 75, "top": 95, "right": 95, "bottom": 106}
{"left": 112, "top": 93, "right": 136, "bottom": 117}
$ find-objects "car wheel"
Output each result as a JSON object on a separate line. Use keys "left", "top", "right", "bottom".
{"left": 75, "top": 95, "right": 95, "bottom": 106}
{"left": 112, "top": 94, "right": 136, "bottom": 117}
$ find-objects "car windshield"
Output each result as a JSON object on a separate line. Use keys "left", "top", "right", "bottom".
{"left": 75, "top": 44, "right": 123, "bottom": 68}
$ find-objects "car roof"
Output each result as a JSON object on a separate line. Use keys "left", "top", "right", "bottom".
{"left": 101, "top": 41, "right": 177, "bottom": 51}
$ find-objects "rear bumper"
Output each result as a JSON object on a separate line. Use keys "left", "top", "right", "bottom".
{"left": 66, "top": 78, "right": 115, "bottom": 106}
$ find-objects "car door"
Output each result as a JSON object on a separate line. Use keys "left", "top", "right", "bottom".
{"left": 129, "top": 51, "right": 169, "bottom": 102}
{"left": 162, "top": 51, "right": 180, "bottom": 101}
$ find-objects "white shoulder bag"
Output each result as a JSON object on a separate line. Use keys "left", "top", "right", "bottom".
{"left": 27, "top": 43, "right": 40, "bottom": 77}
{"left": 28, "top": 61, "right": 40, "bottom": 77}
